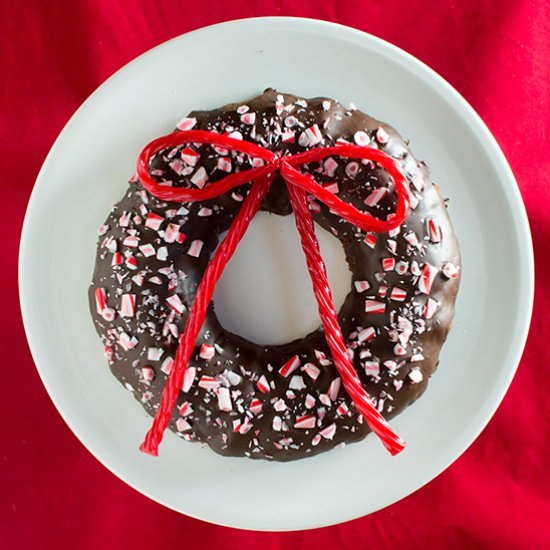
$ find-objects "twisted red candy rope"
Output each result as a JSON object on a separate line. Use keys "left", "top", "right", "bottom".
{"left": 136, "top": 130, "right": 410, "bottom": 456}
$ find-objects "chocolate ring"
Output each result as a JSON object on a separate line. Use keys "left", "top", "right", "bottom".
{"left": 89, "top": 89, "right": 461, "bottom": 461}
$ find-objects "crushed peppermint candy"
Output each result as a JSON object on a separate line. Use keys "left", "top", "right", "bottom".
{"left": 319, "top": 423, "right": 337, "bottom": 440}
{"left": 418, "top": 263, "right": 438, "bottom": 294}
{"left": 145, "top": 212, "right": 164, "bottom": 230}
{"left": 364, "top": 187, "right": 387, "bottom": 207}
{"left": 256, "top": 375, "right": 270, "bottom": 394}
{"left": 301, "top": 363, "right": 320, "bottom": 380}
{"left": 299, "top": 124, "right": 322, "bottom": 147}
{"left": 216, "top": 387, "right": 233, "bottom": 411}
{"left": 426, "top": 217, "right": 442, "bottom": 243}
{"left": 187, "top": 240, "right": 203, "bottom": 257}
{"left": 279, "top": 355, "right": 301, "bottom": 378}
{"left": 357, "top": 326, "right": 376, "bottom": 343}
{"left": 176, "top": 117, "right": 197, "bottom": 131}
{"left": 365, "top": 300, "right": 386, "bottom": 314}
{"left": 354, "top": 130, "right": 370, "bottom": 146}
{"left": 376, "top": 126, "right": 389, "bottom": 144}
{"left": 182, "top": 367, "right": 196, "bottom": 392}
{"left": 354, "top": 280, "right": 370, "bottom": 293}
{"left": 442, "top": 262, "right": 460, "bottom": 279}
{"left": 120, "top": 294, "right": 136, "bottom": 317}
{"left": 166, "top": 294, "right": 185, "bottom": 315}
{"left": 408, "top": 367, "right": 424, "bottom": 384}
{"left": 199, "top": 344, "right": 215, "bottom": 360}
{"left": 328, "top": 378, "right": 341, "bottom": 401}
{"left": 95, "top": 288, "right": 107, "bottom": 314}
{"left": 294, "top": 415, "right": 316, "bottom": 429}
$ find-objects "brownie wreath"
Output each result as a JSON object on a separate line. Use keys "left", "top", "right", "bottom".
{"left": 89, "top": 89, "right": 461, "bottom": 461}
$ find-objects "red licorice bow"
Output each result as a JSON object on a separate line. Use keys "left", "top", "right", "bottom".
{"left": 137, "top": 130, "right": 410, "bottom": 457}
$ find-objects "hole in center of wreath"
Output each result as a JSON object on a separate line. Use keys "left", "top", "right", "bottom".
{"left": 213, "top": 211, "right": 352, "bottom": 346}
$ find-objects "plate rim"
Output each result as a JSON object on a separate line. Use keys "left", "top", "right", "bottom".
{"left": 18, "top": 16, "right": 535, "bottom": 530}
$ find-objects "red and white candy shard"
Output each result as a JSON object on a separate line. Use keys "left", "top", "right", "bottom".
{"left": 305, "top": 394, "right": 316, "bottom": 409}
{"left": 442, "top": 262, "right": 460, "bottom": 279}
{"left": 418, "top": 263, "right": 438, "bottom": 294}
{"left": 328, "top": 378, "right": 341, "bottom": 401}
{"left": 354, "top": 280, "right": 370, "bottom": 293}
{"left": 272, "top": 416, "right": 283, "bottom": 431}
{"left": 301, "top": 363, "right": 320, "bottom": 380}
{"left": 164, "top": 223, "right": 180, "bottom": 243}
{"left": 181, "top": 366, "right": 196, "bottom": 392}
{"left": 141, "top": 366, "right": 154, "bottom": 384}
{"left": 394, "top": 343, "right": 407, "bottom": 356}
{"left": 289, "top": 375, "right": 306, "bottom": 391}
{"left": 118, "top": 332, "right": 136, "bottom": 351}
{"left": 299, "top": 124, "right": 322, "bottom": 147}
{"left": 273, "top": 398, "right": 286, "bottom": 412}
{"left": 249, "top": 399, "right": 263, "bottom": 415}
{"left": 408, "top": 368, "right": 423, "bottom": 383}
{"left": 120, "top": 294, "right": 135, "bottom": 317}
{"left": 376, "top": 126, "right": 389, "bottom": 144}
{"left": 324, "top": 182, "right": 339, "bottom": 194}
{"left": 424, "top": 298, "right": 439, "bottom": 319}
{"left": 314, "top": 349, "right": 331, "bottom": 366}
{"left": 426, "top": 217, "right": 442, "bottom": 243}
{"left": 279, "top": 355, "right": 301, "bottom": 378}
{"left": 217, "top": 157, "right": 232, "bottom": 173}
{"left": 319, "top": 423, "right": 337, "bottom": 440}
{"left": 179, "top": 401, "right": 192, "bottom": 416}
{"left": 240, "top": 112, "right": 256, "bottom": 125}
{"left": 190, "top": 167, "right": 208, "bottom": 189}
{"left": 176, "top": 117, "right": 197, "bottom": 131}
{"left": 145, "top": 212, "right": 164, "bottom": 230}
{"left": 181, "top": 147, "right": 200, "bottom": 166}
{"left": 95, "top": 288, "right": 107, "bottom": 314}
{"left": 364, "top": 187, "right": 387, "bottom": 207}
{"left": 176, "top": 418, "right": 191, "bottom": 432}
{"left": 337, "top": 403, "right": 349, "bottom": 416}
{"left": 139, "top": 244, "right": 155, "bottom": 257}
{"left": 294, "top": 415, "right": 316, "bottom": 429}
{"left": 256, "top": 375, "right": 270, "bottom": 394}
{"left": 198, "top": 375, "right": 219, "bottom": 390}
{"left": 364, "top": 234, "right": 377, "bottom": 249}
{"left": 357, "top": 326, "right": 376, "bottom": 343}
{"left": 158, "top": 356, "right": 173, "bottom": 375}
{"left": 354, "top": 130, "right": 370, "bottom": 146}
{"left": 365, "top": 300, "right": 386, "bottom": 314}
{"left": 345, "top": 161, "right": 360, "bottom": 178}
{"left": 395, "top": 261, "right": 408, "bottom": 275}
{"left": 364, "top": 361, "right": 380, "bottom": 376}
{"left": 216, "top": 387, "right": 233, "bottom": 412}
{"left": 323, "top": 157, "right": 338, "bottom": 177}
{"left": 166, "top": 294, "right": 185, "bottom": 315}
{"left": 390, "top": 287, "right": 407, "bottom": 302}
{"left": 199, "top": 344, "right": 215, "bottom": 360}
{"left": 187, "top": 239, "right": 203, "bottom": 257}
{"left": 123, "top": 235, "right": 139, "bottom": 248}
{"left": 383, "top": 258, "right": 395, "bottom": 271}
{"left": 102, "top": 307, "right": 115, "bottom": 322}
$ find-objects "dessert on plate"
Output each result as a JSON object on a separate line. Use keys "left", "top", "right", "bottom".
{"left": 89, "top": 89, "right": 461, "bottom": 461}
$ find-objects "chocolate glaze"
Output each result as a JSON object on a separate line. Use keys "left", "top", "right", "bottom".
{"left": 89, "top": 89, "right": 461, "bottom": 461}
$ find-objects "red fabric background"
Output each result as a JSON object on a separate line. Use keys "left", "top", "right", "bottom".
{"left": 2, "top": 1, "right": 549, "bottom": 548}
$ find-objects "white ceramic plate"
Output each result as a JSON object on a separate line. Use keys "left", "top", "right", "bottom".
{"left": 19, "top": 18, "right": 533, "bottom": 530}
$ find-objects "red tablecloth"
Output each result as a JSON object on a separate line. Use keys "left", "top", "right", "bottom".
{"left": 2, "top": 2, "right": 549, "bottom": 548}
